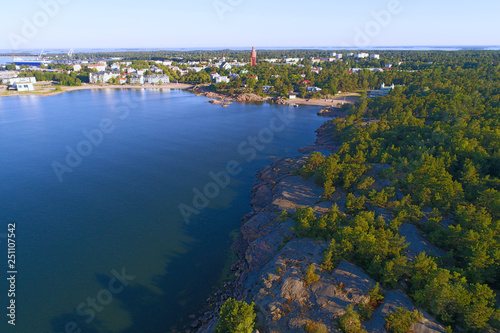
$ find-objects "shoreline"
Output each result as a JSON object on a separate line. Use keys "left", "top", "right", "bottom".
{"left": 0, "top": 83, "right": 195, "bottom": 98}
{"left": 194, "top": 89, "right": 359, "bottom": 108}
{"left": 0, "top": 82, "right": 359, "bottom": 108}
{"left": 193, "top": 121, "right": 341, "bottom": 332}
{"left": 195, "top": 118, "right": 446, "bottom": 332}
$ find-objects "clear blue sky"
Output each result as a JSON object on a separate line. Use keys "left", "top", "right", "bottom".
{"left": 1, "top": 0, "right": 498, "bottom": 50}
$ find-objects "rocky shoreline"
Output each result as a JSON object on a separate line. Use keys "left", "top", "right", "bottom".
{"left": 191, "top": 85, "right": 305, "bottom": 107}
{"left": 191, "top": 120, "right": 338, "bottom": 333}
{"left": 317, "top": 106, "right": 348, "bottom": 118}
{"left": 192, "top": 115, "right": 445, "bottom": 333}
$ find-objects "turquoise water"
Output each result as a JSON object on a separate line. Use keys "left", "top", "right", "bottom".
{"left": 0, "top": 89, "right": 325, "bottom": 333}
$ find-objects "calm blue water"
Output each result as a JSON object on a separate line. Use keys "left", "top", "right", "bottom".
{"left": 0, "top": 89, "right": 325, "bottom": 333}
{"left": 0, "top": 56, "right": 13, "bottom": 65}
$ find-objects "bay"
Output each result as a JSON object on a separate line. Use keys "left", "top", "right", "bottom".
{"left": 0, "top": 89, "right": 326, "bottom": 333}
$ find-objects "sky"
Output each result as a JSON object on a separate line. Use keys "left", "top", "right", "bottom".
{"left": 0, "top": 0, "right": 499, "bottom": 50}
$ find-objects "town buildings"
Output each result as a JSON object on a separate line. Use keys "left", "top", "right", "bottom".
{"left": 88, "top": 61, "right": 107, "bottom": 72}
{"left": 5, "top": 77, "right": 37, "bottom": 85}
{"left": 144, "top": 74, "right": 170, "bottom": 84}
{"left": 9, "top": 82, "right": 35, "bottom": 91}
{"left": 89, "top": 72, "right": 119, "bottom": 84}
{"left": 129, "top": 75, "right": 145, "bottom": 85}
{"left": 215, "top": 76, "right": 230, "bottom": 84}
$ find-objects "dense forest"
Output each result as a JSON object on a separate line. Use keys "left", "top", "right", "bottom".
{"left": 293, "top": 51, "right": 500, "bottom": 332}
{"left": 210, "top": 51, "right": 500, "bottom": 98}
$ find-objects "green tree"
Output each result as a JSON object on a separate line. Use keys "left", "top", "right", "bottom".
{"left": 385, "top": 308, "right": 422, "bottom": 333}
{"left": 215, "top": 298, "right": 256, "bottom": 333}
{"left": 338, "top": 304, "right": 367, "bottom": 333}
{"left": 321, "top": 239, "right": 341, "bottom": 272}
{"left": 382, "top": 256, "right": 408, "bottom": 289}
{"left": 304, "top": 264, "right": 320, "bottom": 286}
{"left": 345, "top": 193, "right": 365, "bottom": 215}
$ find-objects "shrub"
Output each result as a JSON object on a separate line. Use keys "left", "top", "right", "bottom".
{"left": 305, "top": 320, "right": 328, "bottom": 333}
{"left": 300, "top": 152, "right": 326, "bottom": 179}
{"left": 278, "top": 209, "right": 291, "bottom": 222}
{"left": 215, "top": 298, "right": 256, "bottom": 333}
{"left": 368, "top": 283, "right": 385, "bottom": 308}
{"left": 304, "top": 264, "right": 320, "bottom": 286}
{"left": 321, "top": 239, "right": 341, "bottom": 273}
{"left": 345, "top": 193, "right": 365, "bottom": 215}
{"left": 385, "top": 308, "right": 422, "bottom": 333}
{"left": 338, "top": 304, "right": 367, "bottom": 333}
{"left": 357, "top": 302, "right": 373, "bottom": 321}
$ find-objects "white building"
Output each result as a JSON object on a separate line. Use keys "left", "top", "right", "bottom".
{"left": 220, "top": 62, "right": 232, "bottom": 70}
{"left": 367, "top": 83, "right": 395, "bottom": 98}
{"left": 284, "top": 58, "right": 302, "bottom": 64}
{"left": 89, "top": 72, "right": 119, "bottom": 84}
{"left": 355, "top": 53, "right": 369, "bottom": 58}
{"left": 381, "top": 83, "right": 395, "bottom": 90}
{"left": 88, "top": 62, "right": 107, "bottom": 72}
{"left": 215, "top": 76, "right": 230, "bottom": 84}
{"left": 336, "top": 54, "right": 343, "bottom": 59}
{"left": 307, "top": 87, "right": 322, "bottom": 92}
{"left": 210, "top": 73, "right": 221, "bottom": 80}
{"left": 262, "top": 85, "right": 273, "bottom": 93}
{"left": 11, "top": 82, "right": 34, "bottom": 91}
{"left": 370, "top": 54, "right": 380, "bottom": 59}
{"left": 129, "top": 75, "right": 145, "bottom": 85}
{"left": 73, "top": 64, "right": 82, "bottom": 72}
{"left": 5, "top": 77, "right": 37, "bottom": 85}
{"left": 187, "top": 67, "right": 204, "bottom": 73}
{"left": 110, "top": 63, "right": 121, "bottom": 71}
{"left": 145, "top": 74, "right": 170, "bottom": 84}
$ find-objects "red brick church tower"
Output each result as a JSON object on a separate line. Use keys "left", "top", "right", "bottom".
{"left": 251, "top": 47, "right": 257, "bottom": 67}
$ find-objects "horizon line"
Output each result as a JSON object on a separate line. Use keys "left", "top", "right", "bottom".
{"left": 1, "top": 45, "right": 500, "bottom": 52}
